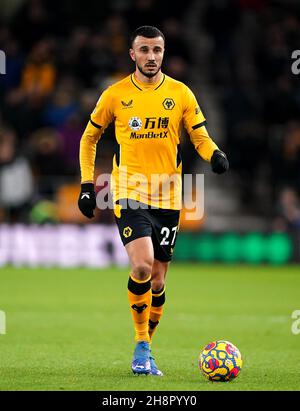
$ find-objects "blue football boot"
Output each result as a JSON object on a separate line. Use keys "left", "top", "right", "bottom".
{"left": 149, "top": 352, "right": 163, "bottom": 376}
{"left": 131, "top": 341, "right": 151, "bottom": 375}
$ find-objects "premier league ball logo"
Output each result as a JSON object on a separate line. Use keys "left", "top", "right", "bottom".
{"left": 128, "top": 117, "right": 142, "bottom": 131}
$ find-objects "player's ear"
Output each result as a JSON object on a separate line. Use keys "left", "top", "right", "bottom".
{"left": 129, "top": 48, "right": 135, "bottom": 62}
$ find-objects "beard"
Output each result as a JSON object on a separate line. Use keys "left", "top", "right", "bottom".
{"left": 137, "top": 63, "right": 161, "bottom": 78}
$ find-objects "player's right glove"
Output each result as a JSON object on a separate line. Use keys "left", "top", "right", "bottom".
{"left": 211, "top": 150, "right": 229, "bottom": 174}
{"left": 78, "top": 183, "right": 96, "bottom": 219}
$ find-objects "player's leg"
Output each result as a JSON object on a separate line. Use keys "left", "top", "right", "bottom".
{"left": 126, "top": 236, "right": 154, "bottom": 343}
{"left": 149, "top": 259, "right": 169, "bottom": 341}
{"left": 125, "top": 237, "right": 154, "bottom": 374}
{"left": 147, "top": 259, "right": 169, "bottom": 377}
{"left": 114, "top": 200, "right": 154, "bottom": 374}
{"left": 149, "top": 208, "right": 180, "bottom": 342}
{"left": 146, "top": 208, "right": 180, "bottom": 376}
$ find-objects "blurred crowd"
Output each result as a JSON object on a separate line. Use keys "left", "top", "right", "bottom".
{"left": 202, "top": 0, "right": 300, "bottom": 231}
{"left": 0, "top": 0, "right": 300, "bottom": 232}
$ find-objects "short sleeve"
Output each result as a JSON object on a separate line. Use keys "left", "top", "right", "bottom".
{"left": 90, "top": 87, "right": 115, "bottom": 130}
{"left": 182, "top": 86, "right": 206, "bottom": 135}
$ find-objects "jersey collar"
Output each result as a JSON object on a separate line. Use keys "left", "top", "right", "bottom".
{"left": 130, "top": 73, "right": 165, "bottom": 91}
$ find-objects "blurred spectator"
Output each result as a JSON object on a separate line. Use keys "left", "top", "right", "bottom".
{"left": 268, "top": 121, "right": 300, "bottom": 198}
{"left": 165, "top": 55, "right": 189, "bottom": 83}
{"left": 124, "top": 0, "right": 163, "bottom": 32}
{"left": 79, "top": 89, "right": 99, "bottom": 120}
{"left": 59, "top": 27, "right": 93, "bottom": 88}
{"left": 104, "top": 14, "right": 128, "bottom": 55}
{"left": 162, "top": 17, "right": 191, "bottom": 62}
{"left": 263, "top": 75, "right": 299, "bottom": 125}
{"left": 202, "top": 0, "right": 241, "bottom": 84}
{"left": 58, "top": 114, "right": 84, "bottom": 175}
{"left": 0, "top": 30, "right": 23, "bottom": 97}
{"left": 89, "top": 31, "right": 119, "bottom": 86}
{"left": 20, "top": 39, "right": 56, "bottom": 98}
{"left": 29, "top": 199, "right": 58, "bottom": 223}
{"left": 43, "top": 87, "right": 78, "bottom": 128}
{"left": 29, "top": 127, "right": 66, "bottom": 197}
{"left": 0, "top": 127, "right": 34, "bottom": 222}
{"left": 274, "top": 188, "right": 300, "bottom": 232}
{"left": 11, "top": 0, "right": 56, "bottom": 51}
{"left": 124, "top": 0, "right": 193, "bottom": 31}
{"left": 2, "top": 38, "right": 56, "bottom": 138}
{"left": 281, "top": 121, "right": 300, "bottom": 187}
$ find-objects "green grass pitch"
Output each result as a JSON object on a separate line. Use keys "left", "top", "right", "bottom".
{"left": 0, "top": 263, "right": 300, "bottom": 391}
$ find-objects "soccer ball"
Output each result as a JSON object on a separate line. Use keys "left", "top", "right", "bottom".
{"left": 199, "top": 340, "right": 242, "bottom": 382}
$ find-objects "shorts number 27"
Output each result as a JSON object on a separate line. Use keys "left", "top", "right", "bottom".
{"left": 160, "top": 226, "right": 178, "bottom": 246}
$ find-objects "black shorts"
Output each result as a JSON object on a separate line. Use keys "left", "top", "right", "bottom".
{"left": 114, "top": 199, "right": 180, "bottom": 262}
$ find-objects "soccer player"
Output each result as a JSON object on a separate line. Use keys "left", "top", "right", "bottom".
{"left": 78, "top": 26, "right": 229, "bottom": 376}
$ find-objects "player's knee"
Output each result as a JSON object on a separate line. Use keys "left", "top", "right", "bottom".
{"left": 151, "top": 279, "right": 165, "bottom": 292}
{"left": 132, "top": 261, "right": 153, "bottom": 280}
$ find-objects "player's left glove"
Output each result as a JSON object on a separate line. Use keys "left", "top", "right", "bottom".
{"left": 211, "top": 150, "right": 229, "bottom": 174}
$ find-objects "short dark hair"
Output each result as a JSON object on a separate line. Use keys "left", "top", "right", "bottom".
{"left": 130, "top": 26, "right": 165, "bottom": 47}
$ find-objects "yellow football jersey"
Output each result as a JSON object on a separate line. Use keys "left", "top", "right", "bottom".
{"left": 79, "top": 73, "right": 219, "bottom": 209}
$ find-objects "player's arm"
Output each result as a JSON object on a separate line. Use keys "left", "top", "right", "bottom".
{"left": 78, "top": 89, "right": 114, "bottom": 218}
{"left": 183, "top": 86, "right": 229, "bottom": 174}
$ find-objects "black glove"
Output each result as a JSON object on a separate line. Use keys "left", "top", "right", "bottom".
{"left": 211, "top": 150, "right": 229, "bottom": 174}
{"left": 78, "top": 183, "right": 96, "bottom": 219}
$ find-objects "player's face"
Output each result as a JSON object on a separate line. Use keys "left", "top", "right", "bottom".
{"left": 130, "top": 36, "right": 165, "bottom": 78}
